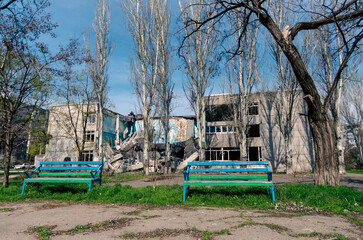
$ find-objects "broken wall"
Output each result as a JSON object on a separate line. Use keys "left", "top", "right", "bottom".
{"left": 134, "top": 117, "right": 196, "bottom": 144}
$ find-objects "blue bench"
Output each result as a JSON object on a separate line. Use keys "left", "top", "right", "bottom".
{"left": 183, "top": 161, "right": 275, "bottom": 202}
{"left": 21, "top": 161, "right": 103, "bottom": 194}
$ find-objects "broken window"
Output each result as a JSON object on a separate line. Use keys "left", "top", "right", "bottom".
{"left": 222, "top": 126, "right": 227, "bottom": 132}
{"left": 85, "top": 131, "right": 95, "bottom": 142}
{"left": 229, "top": 149, "right": 240, "bottom": 160}
{"left": 84, "top": 113, "right": 96, "bottom": 124}
{"left": 247, "top": 124, "right": 260, "bottom": 138}
{"left": 206, "top": 104, "right": 234, "bottom": 121}
{"left": 216, "top": 126, "right": 221, "bottom": 133}
{"left": 206, "top": 125, "right": 235, "bottom": 134}
{"left": 228, "top": 126, "right": 235, "bottom": 133}
{"left": 248, "top": 102, "right": 259, "bottom": 115}
{"left": 248, "top": 147, "right": 262, "bottom": 161}
{"left": 82, "top": 150, "right": 94, "bottom": 161}
{"left": 205, "top": 148, "right": 240, "bottom": 161}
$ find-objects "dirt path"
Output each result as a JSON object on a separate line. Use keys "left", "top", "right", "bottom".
{"left": 115, "top": 173, "right": 363, "bottom": 191}
{"left": 0, "top": 201, "right": 362, "bottom": 240}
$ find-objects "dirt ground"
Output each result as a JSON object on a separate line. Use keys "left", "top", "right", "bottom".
{"left": 0, "top": 173, "right": 362, "bottom": 240}
{"left": 117, "top": 173, "right": 363, "bottom": 191}
{"left": 0, "top": 201, "right": 362, "bottom": 240}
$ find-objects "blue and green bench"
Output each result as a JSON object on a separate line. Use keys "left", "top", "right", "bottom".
{"left": 183, "top": 161, "right": 275, "bottom": 202}
{"left": 21, "top": 161, "right": 103, "bottom": 194}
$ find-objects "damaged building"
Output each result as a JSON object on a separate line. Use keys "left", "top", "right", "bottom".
{"left": 37, "top": 104, "right": 199, "bottom": 172}
{"left": 36, "top": 104, "right": 133, "bottom": 164}
{"left": 37, "top": 90, "right": 314, "bottom": 173}
{"left": 205, "top": 91, "right": 314, "bottom": 173}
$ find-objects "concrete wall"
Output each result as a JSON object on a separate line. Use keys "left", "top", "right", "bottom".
{"left": 44, "top": 104, "right": 129, "bottom": 162}
{"left": 205, "top": 91, "right": 314, "bottom": 173}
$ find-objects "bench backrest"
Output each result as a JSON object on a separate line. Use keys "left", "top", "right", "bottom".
{"left": 184, "top": 161, "right": 272, "bottom": 181}
{"left": 36, "top": 161, "right": 103, "bottom": 177}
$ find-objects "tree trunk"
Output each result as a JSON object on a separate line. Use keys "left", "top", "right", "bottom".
{"left": 309, "top": 109, "right": 340, "bottom": 185}
{"left": 285, "top": 136, "right": 293, "bottom": 174}
{"left": 3, "top": 131, "right": 12, "bottom": 187}
{"left": 259, "top": 13, "right": 340, "bottom": 185}
{"left": 143, "top": 125, "right": 150, "bottom": 175}
{"left": 165, "top": 141, "right": 171, "bottom": 173}
{"left": 334, "top": 88, "right": 345, "bottom": 174}
{"left": 98, "top": 103, "right": 104, "bottom": 164}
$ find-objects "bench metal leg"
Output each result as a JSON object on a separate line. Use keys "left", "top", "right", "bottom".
{"left": 269, "top": 186, "right": 275, "bottom": 203}
{"left": 183, "top": 185, "right": 187, "bottom": 202}
{"left": 87, "top": 183, "right": 92, "bottom": 191}
{"left": 21, "top": 182, "right": 27, "bottom": 195}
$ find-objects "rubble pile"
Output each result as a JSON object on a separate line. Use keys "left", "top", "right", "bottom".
{"left": 106, "top": 132, "right": 199, "bottom": 173}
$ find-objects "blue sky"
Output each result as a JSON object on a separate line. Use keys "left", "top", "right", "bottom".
{"left": 46, "top": 0, "right": 194, "bottom": 116}
{"left": 44, "top": 1, "right": 362, "bottom": 116}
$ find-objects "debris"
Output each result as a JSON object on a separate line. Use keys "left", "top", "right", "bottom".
{"left": 177, "top": 152, "right": 199, "bottom": 171}
{"left": 105, "top": 133, "right": 199, "bottom": 173}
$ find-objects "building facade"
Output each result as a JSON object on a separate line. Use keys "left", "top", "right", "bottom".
{"left": 204, "top": 91, "right": 314, "bottom": 172}
{"left": 39, "top": 104, "right": 132, "bottom": 163}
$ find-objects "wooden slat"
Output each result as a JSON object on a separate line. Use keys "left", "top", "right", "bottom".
{"left": 188, "top": 175, "right": 268, "bottom": 180}
{"left": 188, "top": 168, "right": 268, "bottom": 173}
{"left": 38, "top": 172, "right": 100, "bottom": 177}
{"left": 39, "top": 167, "right": 100, "bottom": 171}
{"left": 24, "top": 178, "right": 94, "bottom": 183}
{"left": 187, "top": 161, "right": 269, "bottom": 166}
{"left": 183, "top": 181, "right": 273, "bottom": 187}
{"left": 40, "top": 161, "right": 103, "bottom": 165}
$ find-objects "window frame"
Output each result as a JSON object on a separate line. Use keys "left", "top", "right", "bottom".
{"left": 81, "top": 150, "right": 94, "bottom": 161}
{"left": 85, "top": 131, "right": 95, "bottom": 142}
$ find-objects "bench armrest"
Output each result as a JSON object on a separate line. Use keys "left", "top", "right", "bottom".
{"left": 90, "top": 170, "right": 99, "bottom": 179}
{"left": 183, "top": 171, "right": 188, "bottom": 181}
{"left": 23, "top": 170, "right": 35, "bottom": 178}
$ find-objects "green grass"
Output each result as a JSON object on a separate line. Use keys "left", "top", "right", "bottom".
{"left": 0, "top": 170, "right": 25, "bottom": 177}
{"left": 291, "top": 231, "right": 353, "bottom": 240}
{"left": 346, "top": 169, "right": 363, "bottom": 174}
{"left": 1, "top": 176, "right": 362, "bottom": 225}
{"left": 33, "top": 226, "right": 55, "bottom": 240}
{"left": 0, "top": 207, "right": 13, "bottom": 212}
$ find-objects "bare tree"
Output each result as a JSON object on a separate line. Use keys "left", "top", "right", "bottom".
{"left": 268, "top": 0, "right": 314, "bottom": 174}
{"left": 226, "top": 8, "right": 260, "bottom": 161}
{"left": 0, "top": 0, "right": 79, "bottom": 187}
{"left": 122, "top": 0, "right": 160, "bottom": 175}
{"left": 152, "top": 0, "right": 173, "bottom": 173}
{"left": 313, "top": 1, "right": 361, "bottom": 174}
{"left": 85, "top": 0, "right": 113, "bottom": 164}
{"left": 180, "top": 0, "right": 362, "bottom": 185}
{"left": 53, "top": 66, "right": 96, "bottom": 161}
{"left": 0, "top": 0, "right": 16, "bottom": 11}
{"left": 179, "top": 0, "right": 219, "bottom": 161}
{"left": 341, "top": 76, "right": 363, "bottom": 168}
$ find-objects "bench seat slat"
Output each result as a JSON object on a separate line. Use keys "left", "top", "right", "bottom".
{"left": 188, "top": 168, "right": 268, "bottom": 173}
{"left": 188, "top": 175, "right": 268, "bottom": 180}
{"left": 39, "top": 167, "right": 100, "bottom": 171}
{"left": 24, "top": 178, "right": 95, "bottom": 183}
{"left": 38, "top": 172, "right": 100, "bottom": 177}
{"left": 40, "top": 161, "right": 103, "bottom": 165}
{"left": 187, "top": 161, "right": 269, "bottom": 166}
{"left": 184, "top": 181, "right": 273, "bottom": 187}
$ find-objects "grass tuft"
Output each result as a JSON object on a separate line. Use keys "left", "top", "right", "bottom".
{"left": 291, "top": 231, "right": 354, "bottom": 240}
{"left": 34, "top": 226, "right": 55, "bottom": 240}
